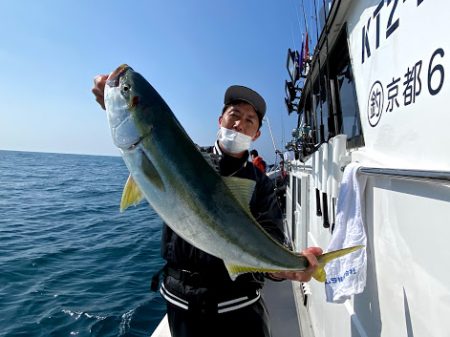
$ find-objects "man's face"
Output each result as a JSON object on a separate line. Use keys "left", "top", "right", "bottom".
{"left": 219, "top": 102, "right": 261, "bottom": 141}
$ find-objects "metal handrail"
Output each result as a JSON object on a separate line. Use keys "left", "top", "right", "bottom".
{"left": 358, "top": 167, "right": 450, "bottom": 184}
{"left": 289, "top": 165, "right": 313, "bottom": 173}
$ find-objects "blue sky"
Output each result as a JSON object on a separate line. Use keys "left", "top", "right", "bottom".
{"left": 0, "top": 0, "right": 314, "bottom": 163}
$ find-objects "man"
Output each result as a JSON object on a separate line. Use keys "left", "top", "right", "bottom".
{"left": 250, "top": 149, "right": 267, "bottom": 173}
{"left": 92, "top": 76, "right": 322, "bottom": 337}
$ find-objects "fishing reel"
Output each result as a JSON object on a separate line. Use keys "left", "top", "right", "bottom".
{"left": 285, "top": 128, "right": 301, "bottom": 160}
{"left": 286, "top": 125, "right": 316, "bottom": 160}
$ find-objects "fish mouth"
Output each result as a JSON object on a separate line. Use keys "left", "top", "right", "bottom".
{"left": 106, "top": 64, "right": 132, "bottom": 87}
{"left": 126, "top": 135, "right": 144, "bottom": 150}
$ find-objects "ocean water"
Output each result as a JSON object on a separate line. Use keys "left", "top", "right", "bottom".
{"left": 0, "top": 150, "right": 166, "bottom": 337}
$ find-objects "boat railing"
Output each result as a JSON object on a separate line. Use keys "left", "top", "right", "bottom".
{"left": 288, "top": 163, "right": 312, "bottom": 172}
{"left": 356, "top": 167, "right": 450, "bottom": 185}
{"left": 359, "top": 167, "right": 450, "bottom": 183}
{"left": 288, "top": 162, "right": 450, "bottom": 185}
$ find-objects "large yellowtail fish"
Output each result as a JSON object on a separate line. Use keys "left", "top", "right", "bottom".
{"left": 104, "top": 64, "right": 363, "bottom": 281}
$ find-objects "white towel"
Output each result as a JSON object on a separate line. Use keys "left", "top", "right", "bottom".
{"left": 324, "top": 162, "right": 367, "bottom": 303}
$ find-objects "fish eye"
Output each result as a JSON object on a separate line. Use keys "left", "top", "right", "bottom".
{"left": 121, "top": 83, "right": 131, "bottom": 96}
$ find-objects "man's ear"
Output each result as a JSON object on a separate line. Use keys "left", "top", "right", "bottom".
{"left": 218, "top": 115, "right": 223, "bottom": 127}
{"left": 252, "top": 130, "right": 261, "bottom": 141}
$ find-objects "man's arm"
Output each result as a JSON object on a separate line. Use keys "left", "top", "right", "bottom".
{"left": 269, "top": 246, "right": 322, "bottom": 282}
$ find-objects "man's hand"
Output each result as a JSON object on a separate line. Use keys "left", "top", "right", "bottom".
{"left": 92, "top": 74, "right": 108, "bottom": 110}
{"left": 269, "top": 246, "right": 323, "bottom": 282}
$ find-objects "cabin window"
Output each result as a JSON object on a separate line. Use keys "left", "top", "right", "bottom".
{"left": 296, "top": 25, "right": 364, "bottom": 159}
{"left": 303, "top": 94, "right": 317, "bottom": 144}
{"left": 312, "top": 73, "right": 331, "bottom": 143}
{"left": 329, "top": 26, "right": 365, "bottom": 148}
{"left": 299, "top": 93, "right": 318, "bottom": 157}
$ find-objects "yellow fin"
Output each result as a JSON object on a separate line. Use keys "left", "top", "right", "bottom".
{"left": 313, "top": 245, "right": 365, "bottom": 282}
{"left": 222, "top": 176, "right": 256, "bottom": 215}
{"left": 312, "top": 267, "right": 327, "bottom": 282}
{"left": 224, "top": 262, "right": 282, "bottom": 281}
{"left": 120, "top": 174, "right": 144, "bottom": 212}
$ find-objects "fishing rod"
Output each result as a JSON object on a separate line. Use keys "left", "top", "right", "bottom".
{"left": 311, "top": 0, "right": 326, "bottom": 222}
{"left": 263, "top": 116, "right": 279, "bottom": 155}
{"left": 301, "top": 0, "right": 309, "bottom": 54}
{"left": 313, "top": 0, "right": 325, "bottom": 144}
{"left": 289, "top": 0, "right": 304, "bottom": 52}
{"left": 322, "top": 0, "right": 335, "bottom": 137}
{"left": 301, "top": 0, "right": 309, "bottom": 33}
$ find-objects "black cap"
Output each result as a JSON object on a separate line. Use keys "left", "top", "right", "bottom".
{"left": 224, "top": 85, "right": 266, "bottom": 121}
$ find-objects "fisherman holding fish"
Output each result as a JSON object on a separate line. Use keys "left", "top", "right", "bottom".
{"left": 92, "top": 71, "right": 323, "bottom": 337}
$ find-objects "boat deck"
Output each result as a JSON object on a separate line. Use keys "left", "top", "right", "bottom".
{"left": 262, "top": 279, "right": 302, "bottom": 337}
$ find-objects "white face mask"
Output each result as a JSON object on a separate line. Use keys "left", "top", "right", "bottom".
{"left": 217, "top": 127, "right": 253, "bottom": 154}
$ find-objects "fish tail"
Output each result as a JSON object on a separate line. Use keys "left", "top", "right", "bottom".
{"left": 312, "top": 245, "right": 365, "bottom": 282}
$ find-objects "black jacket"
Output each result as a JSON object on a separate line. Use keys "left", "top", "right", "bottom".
{"left": 161, "top": 143, "right": 285, "bottom": 290}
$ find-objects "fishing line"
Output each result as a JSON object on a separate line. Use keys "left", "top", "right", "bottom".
{"left": 290, "top": 20, "right": 297, "bottom": 51}
{"left": 280, "top": 103, "right": 285, "bottom": 150}
{"left": 292, "top": 0, "right": 303, "bottom": 36}
{"left": 289, "top": 0, "right": 300, "bottom": 51}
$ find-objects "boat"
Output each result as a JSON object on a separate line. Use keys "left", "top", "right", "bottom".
{"left": 280, "top": 0, "right": 450, "bottom": 336}
{"left": 152, "top": 0, "right": 450, "bottom": 336}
